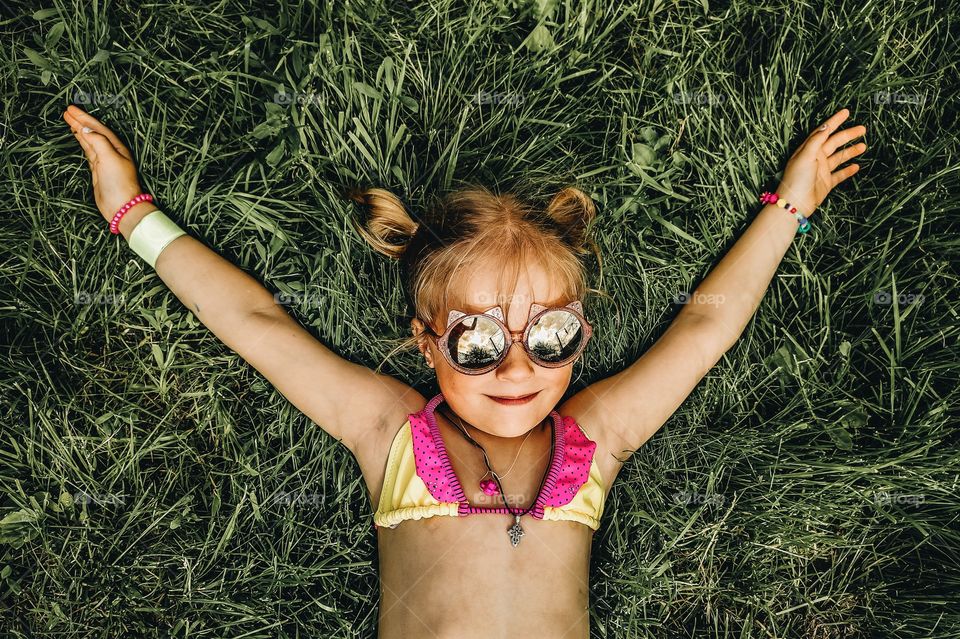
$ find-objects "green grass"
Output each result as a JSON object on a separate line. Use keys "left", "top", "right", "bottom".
{"left": 2, "top": 0, "right": 959, "bottom": 637}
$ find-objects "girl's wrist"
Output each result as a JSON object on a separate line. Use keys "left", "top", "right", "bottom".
{"left": 760, "top": 201, "right": 806, "bottom": 235}
{"left": 775, "top": 184, "right": 815, "bottom": 219}
{"left": 117, "top": 201, "right": 160, "bottom": 240}
{"left": 762, "top": 185, "right": 813, "bottom": 234}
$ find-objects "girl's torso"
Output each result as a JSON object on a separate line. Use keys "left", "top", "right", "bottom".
{"left": 357, "top": 393, "right": 628, "bottom": 639}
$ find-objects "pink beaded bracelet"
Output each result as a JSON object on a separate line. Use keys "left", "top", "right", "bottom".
{"left": 109, "top": 193, "right": 154, "bottom": 234}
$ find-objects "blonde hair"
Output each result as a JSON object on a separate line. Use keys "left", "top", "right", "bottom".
{"left": 348, "top": 183, "right": 609, "bottom": 373}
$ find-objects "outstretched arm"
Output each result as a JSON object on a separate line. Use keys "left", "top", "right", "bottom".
{"left": 561, "top": 108, "right": 867, "bottom": 456}
{"left": 63, "top": 105, "right": 422, "bottom": 457}
{"left": 62, "top": 106, "right": 280, "bottom": 322}
{"left": 682, "top": 107, "right": 867, "bottom": 348}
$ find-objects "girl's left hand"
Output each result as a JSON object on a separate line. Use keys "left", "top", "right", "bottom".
{"left": 62, "top": 105, "right": 149, "bottom": 224}
{"left": 775, "top": 107, "right": 867, "bottom": 218}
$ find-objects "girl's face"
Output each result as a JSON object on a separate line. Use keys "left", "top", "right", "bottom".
{"left": 411, "top": 264, "right": 575, "bottom": 438}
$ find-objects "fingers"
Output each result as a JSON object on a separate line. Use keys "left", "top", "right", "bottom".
{"left": 63, "top": 105, "right": 133, "bottom": 160}
{"left": 70, "top": 127, "right": 98, "bottom": 188}
{"left": 823, "top": 113, "right": 868, "bottom": 171}
{"left": 71, "top": 126, "right": 97, "bottom": 163}
{"left": 80, "top": 128, "right": 119, "bottom": 160}
{"left": 810, "top": 108, "right": 851, "bottom": 140}
{"left": 70, "top": 124, "right": 122, "bottom": 179}
{"left": 831, "top": 163, "right": 860, "bottom": 188}
{"left": 64, "top": 108, "right": 97, "bottom": 140}
{"left": 64, "top": 109, "right": 97, "bottom": 161}
{"left": 793, "top": 108, "right": 853, "bottom": 158}
{"left": 828, "top": 141, "right": 867, "bottom": 171}
{"left": 824, "top": 124, "right": 867, "bottom": 157}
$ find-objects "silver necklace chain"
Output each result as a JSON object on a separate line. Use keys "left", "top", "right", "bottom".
{"left": 438, "top": 408, "right": 554, "bottom": 547}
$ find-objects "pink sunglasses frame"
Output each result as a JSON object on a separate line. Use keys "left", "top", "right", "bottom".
{"left": 420, "top": 301, "right": 594, "bottom": 375}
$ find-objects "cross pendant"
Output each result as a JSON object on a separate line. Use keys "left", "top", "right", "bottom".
{"left": 507, "top": 514, "right": 525, "bottom": 547}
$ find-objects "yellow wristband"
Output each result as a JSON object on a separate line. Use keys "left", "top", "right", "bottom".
{"left": 128, "top": 209, "right": 187, "bottom": 268}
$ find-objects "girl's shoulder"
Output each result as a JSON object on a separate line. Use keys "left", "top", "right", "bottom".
{"left": 354, "top": 388, "right": 428, "bottom": 508}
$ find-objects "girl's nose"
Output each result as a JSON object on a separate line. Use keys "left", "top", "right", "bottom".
{"left": 496, "top": 341, "right": 535, "bottom": 379}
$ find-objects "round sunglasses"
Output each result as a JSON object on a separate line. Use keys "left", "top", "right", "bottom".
{"left": 420, "top": 301, "right": 593, "bottom": 375}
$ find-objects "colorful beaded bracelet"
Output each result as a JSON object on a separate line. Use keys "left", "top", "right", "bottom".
{"left": 759, "top": 191, "right": 811, "bottom": 234}
{"left": 109, "top": 193, "right": 154, "bottom": 234}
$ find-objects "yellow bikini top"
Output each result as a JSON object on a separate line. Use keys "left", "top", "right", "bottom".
{"left": 373, "top": 392, "right": 606, "bottom": 532}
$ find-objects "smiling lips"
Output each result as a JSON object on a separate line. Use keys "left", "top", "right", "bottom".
{"left": 487, "top": 391, "right": 539, "bottom": 405}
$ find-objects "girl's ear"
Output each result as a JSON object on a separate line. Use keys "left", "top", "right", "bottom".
{"left": 410, "top": 318, "right": 435, "bottom": 368}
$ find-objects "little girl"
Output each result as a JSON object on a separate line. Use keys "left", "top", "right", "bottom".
{"left": 63, "top": 104, "right": 866, "bottom": 638}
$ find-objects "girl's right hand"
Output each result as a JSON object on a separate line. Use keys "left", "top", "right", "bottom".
{"left": 62, "top": 105, "right": 153, "bottom": 223}
{"left": 775, "top": 107, "right": 867, "bottom": 219}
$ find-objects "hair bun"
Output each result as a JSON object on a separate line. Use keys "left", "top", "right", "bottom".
{"left": 348, "top": 187, "right": 419, "bottom": 259}
{"left": 544, "top": 187, "right": 597, "bottom": 254}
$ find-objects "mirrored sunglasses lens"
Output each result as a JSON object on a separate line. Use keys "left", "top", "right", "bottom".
{"left": 448, "top": 315, "right": 505, "bottom": 370}
{"left": 527, "top": 310, "right": 584, "bottom": 363}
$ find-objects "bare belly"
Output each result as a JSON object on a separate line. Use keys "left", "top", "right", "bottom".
{"left": 376, "top": 513, "right": 595, "bottom": 639}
